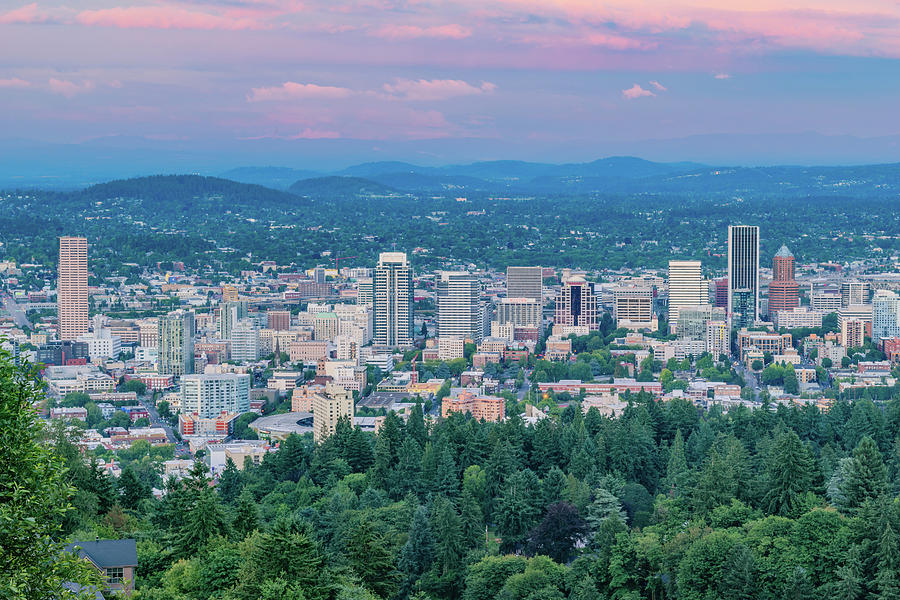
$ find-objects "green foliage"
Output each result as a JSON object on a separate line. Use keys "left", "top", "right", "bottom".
{"left": 0, "top": 350, "right": 100, "bottom": 599}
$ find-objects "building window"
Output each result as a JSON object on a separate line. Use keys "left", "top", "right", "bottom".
{"left": 105, "top": 567, "right": 124, "bottom": 584}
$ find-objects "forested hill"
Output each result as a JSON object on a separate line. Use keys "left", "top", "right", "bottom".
{"left": 287, "top": 176, "right": 402, "bottom": 198}
{"left": 76, "top": 174, "right": 302, "bottom": 208}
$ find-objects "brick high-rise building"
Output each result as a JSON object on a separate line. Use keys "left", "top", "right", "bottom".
{"left": 58, "top": 236, "right": 89, "bottom": 341}
{"left": 267, "top": 309, "right": 291, "bottom": 331}
{"left": 555, "top": 276, "right": 597, "bottom": 330}
{"left": 768, "top": 245, "right": 799, "bottom": 318}
{"left": 714, "top": 277, "right": 729, "bottom": 309}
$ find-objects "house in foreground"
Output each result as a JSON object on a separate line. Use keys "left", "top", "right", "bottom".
{"left": 64, "top": 539, "right": 138, "bottom": 597}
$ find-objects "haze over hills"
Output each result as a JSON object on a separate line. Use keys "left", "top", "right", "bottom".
{"left": 5, "top": 131, "right": 900, "bottom": 189}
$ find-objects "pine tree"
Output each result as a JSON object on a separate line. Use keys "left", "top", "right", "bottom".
{"left": 425, "top": 495, "right": 464, "bottom": 599}
{"left": 217, "top": 456, "right": 243, "bottom": 503}
{"left": 876, "top": 523, "right": 900, "bottom": 600}
{"left": 459, "top": 488, "right": 484, "bottom": 550}
{"left": 406, "top": 402, "right": 427, "bottom": 447}
{"left": 719, "top": 543, "right": 757, "bottom": 600}
{"left": 841, "top": 436, "right": 889, "bottom": 512}
{"left": 435, "top": 445, "right": 459, "bottom": 498}
{"left": 663, "top": 429, "right": 689, "bottom": 497}
{"left": 586, "top": 487, "right": 626, "bottom": 539}
{"left": 177, "top": 487, "right": 230, "bottom": 557}
{"left": 495, "top": 469, "right": 543, "bottom": 552}
{"left": 541, "top": 466, "right": 568, "bottom": 507}
{"left": 345, "top": 520, "right": 401, "bottom": 599}
{"left": 763, "top": 429, "right": 815, "bottom": 517}
{"left": 399, "top": 505, "right": 435, "bottom": 597}
{"left": 118, "top": 465, "right": 150, "bottom": 509}
{"left": 232, "top": 488, "right": 259, "bottom": 538}
{"left": 396, "top": 436, "right": 424, "bottom": 498}
{"left": 344, "top": 425, "right": 374, "bottom": 472}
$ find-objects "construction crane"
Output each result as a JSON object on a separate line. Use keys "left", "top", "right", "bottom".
{"left": 332, "top": 255, "right": 357, "bottom": 274}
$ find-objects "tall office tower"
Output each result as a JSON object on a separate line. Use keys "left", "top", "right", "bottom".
{"left": 267, "top": 309, "right": 291, "bottom": 331}
{"left": 555, "top": 276, "right": 598, "bottom": 329}
{"left": 313, "top": 385, "right": 353, "bottom": 443}
{"left": 230, "top": 319, "right": 259, "bottom": 362}
{"left": 768, "top": 245, "right": 800, "bottom": 317}
{"left": 437, "top": 271, "right": 484, "bottom": 342}
{"left": 58, "top": 236, "right": 89, "bottom": 341}
{"left": 218, "top": 300, "right": 248, "bottom": 340}
{"left": 158, "top": 310, "right": 195, "bottom": 376}
{"left": 613, "top": 286, "right": 654, "bottom": 329}
{"left": 373, "top": 252, "right": 413, "bottom": 347}
{"left": 314, "top": 267, "right": 327, "bottom": 284}
{"left": 714, "top": 278, "right": 729, "bottom": 309}
{"left": 180, "top": 373, "right": 251, "bottom": 418}
{"left": 874, "top": 290, "right": 900, "bottom": 341}
{"left": 357, "top": 277, "right": 374, "bottom": 306}
{"left": 678, "top": 305, "right": 727, "bottom": 341}
{"left": 668, "top": 260, "right": 703, "bottom": 333}
{"left": 496, "top": 298, "right": 542, "bottom": 328}
{"left": 727, "top": 225, "right": 760, "bottom": 328}
{"left": 506, "top": 266, "right": 543, "bottom": 302}
{"left": 841, "top": 281, "right": 872, "bottom": 307}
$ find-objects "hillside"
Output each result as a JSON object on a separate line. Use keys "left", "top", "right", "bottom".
{"left": 287, "top": 176, "right": 402, "bottom": 198}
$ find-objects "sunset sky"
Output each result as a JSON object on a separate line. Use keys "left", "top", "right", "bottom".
{"left": 2, "top": 0, "right": 900, "bottom": 167}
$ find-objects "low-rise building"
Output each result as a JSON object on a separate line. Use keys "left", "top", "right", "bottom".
{"left": 442, "top": 390, "right": 505, "bottom": 422}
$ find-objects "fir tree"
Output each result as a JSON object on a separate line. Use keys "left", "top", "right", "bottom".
{"left": 217, "top": 456, "right": 243, "bottom": 503}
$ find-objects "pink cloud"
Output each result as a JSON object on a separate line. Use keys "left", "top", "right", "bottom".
{"left": 374, "top": 23, "right": 472, "bottom": 39}
{"left": 583, "top": 33, "right": 656, "bottom": 51}
{"left": 247, "top": 82, "right": 354, "bottom": 102}
{"left": 0, "top": 77, "right": 31, "bottom": 88}
{"left": 76, "top": 6, "right": 261, "bottom": 30}
{"left": 622, "top": 83, "right": 654, "bottom": 99}
{"left": 715, "top": 73, "right": 731, "bottom": 79}
{"left": 649, "top": 80, "right": 666, "bottom": 91}
{"left": 0, "top": 3, "right": 48, "bottom": 24}
{"left": 383, "top": 78, "right": 496, "bottom": 101}
{"left": 48, "top": 78, "right": 95, "bottom": 98}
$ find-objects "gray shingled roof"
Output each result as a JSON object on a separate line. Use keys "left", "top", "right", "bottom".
{"left": 64, "top": 539, "right": 138, "bottom": 569}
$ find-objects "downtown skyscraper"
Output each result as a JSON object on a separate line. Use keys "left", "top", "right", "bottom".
{"left": 373, "top": 252, "right": 413, "bottom": 347}
{"left": 57, "top": 236, "right": 89, "bottom": 341}
{"left": 506, "top": 266, "right": 543, "bottom": 302}
{"left": 158, "top": 310, "right": 195, "bottom": 376}
{"left": 668, "top": 260, "right": 703, "bottom": 334}
{"left": 437, "top": 271, "right": 484, "bottom": 343}
{"left": 768, "top": 245, "right": 799, "bottom": 317}
{"left": 727, "top": 225, "right": 760, "bottom": 329}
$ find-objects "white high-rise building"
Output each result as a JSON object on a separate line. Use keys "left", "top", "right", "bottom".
{"left": 218, "top": 300, "right": 248, "bottom": 340}
{"left": 357, "top": 277, "right": 374, "bottom": 307}
{"left": 180, "top": 373, "right": 251, "bottom": 418}
{"left": 373, "top": 252, "right": 413, "bottom": 347}
{"left": 668, "top": 260, "right": 703, "bottom": 333}
{"left": 841, "top": 281, "right": 871, "bottom": 307}
{"left": 230, "top": 319, "right": 259, "bottom": 362}
{"left": 158, "top": 310, "right": 195, "bottom": 376}
{"left": 437, "top": 271, "right": 484, "bottom": 342}
{"left": 874, "top": 290, "right": 900, "bottom": 341}
{"left": 727, "top": 225, "right": 760, "bottom": 328}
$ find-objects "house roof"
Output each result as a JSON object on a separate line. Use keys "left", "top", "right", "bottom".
{"left": 65, "top": 539, "right": 138, "bottom": 569}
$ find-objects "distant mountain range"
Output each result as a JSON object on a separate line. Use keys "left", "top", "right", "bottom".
{"left": 222, "top": 157, "right": 900, "bottom": 198}
{"left": 5, "top": 131, "right": 900, "bottom": 190}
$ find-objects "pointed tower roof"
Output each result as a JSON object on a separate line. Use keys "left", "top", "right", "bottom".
{"left": 775, "top": 245, "right": 793, "bottom": 258}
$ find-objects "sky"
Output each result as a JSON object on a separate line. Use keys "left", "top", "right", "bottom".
{"left": 2, "top": 0, "right": 900, "bottom": 171}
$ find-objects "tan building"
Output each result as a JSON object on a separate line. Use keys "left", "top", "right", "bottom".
{"left": 58, "top": 236, "right": 89, "bottom": 340}
{"left": 613, "top": 286, "right": 656, "bottom": 331}
{"left": 842, "top": 318, "right": 866, "bottom": 349}
{"left": 312, "top": 385, "right": 354, "bottom": 442}
{"left": 441, "top": 390, "right": 505, "bottom": 422}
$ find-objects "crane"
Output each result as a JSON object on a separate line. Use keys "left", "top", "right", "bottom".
{"left": 332, "top": 255, "right": 357, "bottom": 274}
